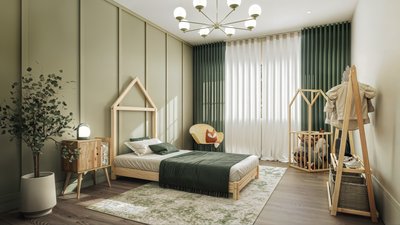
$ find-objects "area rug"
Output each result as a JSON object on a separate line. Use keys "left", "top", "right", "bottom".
{"left": 87, "top": 166, "right": 286, "bottom": 225}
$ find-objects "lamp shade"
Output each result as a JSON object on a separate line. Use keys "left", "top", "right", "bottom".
{"left": 174, "top": 7, "right": 186, "bottom": 20}
{"left": 227, "top": 0, "right": 241, "bottom": 9}
{"left": 248, "top": 4, "right": 262, "bottom": 18}
{"left": 77, "top": 123, "right": 91, "bottom": 140}
{"left": 193, "top": 0, "right": 207, "bottom": 10}
{"left": 225, "top": 27, "right": 235, "bottom": 36}
{"left": 179, "top": 21, "right": 190, "bottom": 31}
{"left": 245, "top": 19, "right": 256, "bottom": 30}
{"left": 199, "top": 28, "right": 210, "bottom": 37}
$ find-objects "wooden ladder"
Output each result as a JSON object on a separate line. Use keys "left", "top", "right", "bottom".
{"left": 328, "top": 65, "right": 378, "bottom": 222}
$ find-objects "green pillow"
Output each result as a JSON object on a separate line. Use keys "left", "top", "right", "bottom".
{"left": 149, "top": 143, "right": 179, "bottom": 155}
{"left": 129, "top": 136, "right": 150, "bottom": 142}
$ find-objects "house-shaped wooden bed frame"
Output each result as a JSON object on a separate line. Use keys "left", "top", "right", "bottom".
{"left": 110, "top": 77, "right": 259, "bottom": 200}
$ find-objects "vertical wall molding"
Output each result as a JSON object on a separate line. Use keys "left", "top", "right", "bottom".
{"left": 165, "top": 33, "right": 168, "bottom": 142}
{"left": 181, "top": 42, "right": 184, "bottom": 147}
{"left": 78, "top": 0, "right": 82, "bottom": 121}
{"left": 20, "top": 0, "right": 28, "bottom": 179}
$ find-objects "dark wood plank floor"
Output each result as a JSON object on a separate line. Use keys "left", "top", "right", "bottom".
{"left": 0, "top": 162, "right": 383, "bottom": 225}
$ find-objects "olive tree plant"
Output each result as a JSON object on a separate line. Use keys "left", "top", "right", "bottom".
{"left": 0, "top": 68, "right": 75, "bottom": 178}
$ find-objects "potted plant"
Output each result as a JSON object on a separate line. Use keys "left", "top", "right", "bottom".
{"left": 0, "top": 67, "right": 74, "bottom": 217}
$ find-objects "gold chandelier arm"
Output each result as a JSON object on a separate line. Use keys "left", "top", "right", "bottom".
{"left": 208, "top": 27, "right": 216, "bottom": 35}
{"left": 184, "top": 20, "right": 212, "bottom": 26}
{"left": 200, "top": 10, "right": 216, "bottom": 25}
{"left": 219, "top": 8, "right": 235, "bottom": 24}
{"left": 222, "top": 18, "right": 254, "bottom": 26}
{"left": 220, "top": 25, "right": 250, "bottom": 31}
{"left": 220, "top": 27, "right": 228, "bottom": 35}
{"left": 183, "top": 26, "right": 213, "bottom": 33}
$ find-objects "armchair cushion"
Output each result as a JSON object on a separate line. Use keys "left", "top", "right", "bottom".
{"left": 205, "top": 129, "right": 218, "bottom": 143}
{"left": 189, "top": 124, "right": 224, "bottom": 145}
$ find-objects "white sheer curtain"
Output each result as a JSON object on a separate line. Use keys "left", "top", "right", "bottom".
{"left": 261, "top": 32, "right": 301, "bottom": 161}
{"left": 225, "top": 32, "right": 301, "bottom": 161}
{"left": 225, "top": 39, "right": 262, "bottom": 155}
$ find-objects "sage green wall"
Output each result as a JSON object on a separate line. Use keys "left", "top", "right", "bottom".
{"left": 118, "top": 10, "right": 146, "bottom": 154}
{"left": 352, "top": 1, "right": 400, "bottom": 224}
{"left": 146, "top": 25, "right": 167, "bottom": 142}
{"left": 0, "top": 0, "right": 21, "bottom": 212}
{"left": 81, "top": 0, "right": 118, "bottom": 139}
{"left": 167, "top": 36, "right": 183, "bottom": 148}
{"left": 21, "top": 0, "right": 80, "bottom": 182}
{"left": 0, "top": 0, "right": 193, "bottom": 213}
{"left": 183, "top": 44, "right": 193, "bottom": 150}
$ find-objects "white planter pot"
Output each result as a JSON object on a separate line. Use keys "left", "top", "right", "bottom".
{"left": 20, "top": 171, "right": 57, "bottom": 218}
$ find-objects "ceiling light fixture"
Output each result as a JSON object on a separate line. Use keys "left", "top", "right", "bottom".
{"left": 173, "top": 0, "right": 261, "bottom": 38}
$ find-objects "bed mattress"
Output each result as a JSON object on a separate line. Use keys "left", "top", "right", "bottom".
{"left": 114, "top": 150, "right": 259, "bottom": 182}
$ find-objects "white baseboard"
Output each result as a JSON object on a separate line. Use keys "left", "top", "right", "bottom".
{"left": 372, "top": 175, "right": 400, "bottom": 225}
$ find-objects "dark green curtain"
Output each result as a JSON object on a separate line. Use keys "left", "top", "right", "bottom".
{"left": 193, "top": 42, "right": 226, "bottom": 152}
{"left": 301, "top": 22, "right": 351, "bottom": 131}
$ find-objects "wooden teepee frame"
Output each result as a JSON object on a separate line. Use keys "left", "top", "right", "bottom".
{"left": 288, "top": 89, "right": 332, "bottom": 172}
{"left": 110, "top": 77, "right": 157, "bottom": 179}
{"left": 327, "top": 65, "right": 378, "bottom": 222}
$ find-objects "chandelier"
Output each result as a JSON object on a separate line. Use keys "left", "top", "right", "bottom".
{"left": 173, "top": 0, "right": 262, "bottom": 38}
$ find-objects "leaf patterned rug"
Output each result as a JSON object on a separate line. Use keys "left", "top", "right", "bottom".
{"left": 87, "top": 166, "right": 286, "bottom": 225}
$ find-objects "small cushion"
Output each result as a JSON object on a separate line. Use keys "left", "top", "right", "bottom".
{"left": 129, "top": 136, "right": 150, "bottom": 142}
{"left": 149, "top": 143, "right": 179, "bottom": 155}
{"left": 205, "top": 129, "right": 217, "bottom": 143}
{"left": 124, "top": 138, "right": 161, "bottom": 156}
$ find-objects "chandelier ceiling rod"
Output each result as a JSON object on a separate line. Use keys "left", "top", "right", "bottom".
{"left": 173, "top": 0, "right": 262, "bottom": 38}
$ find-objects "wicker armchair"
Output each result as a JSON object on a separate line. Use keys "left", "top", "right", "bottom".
{"left": 189, "top": 124, "right": 224, "bottom": 146}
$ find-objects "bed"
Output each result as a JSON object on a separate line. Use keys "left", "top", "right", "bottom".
{"left": 110, "top": 78, "right": 259, "bottom": 200}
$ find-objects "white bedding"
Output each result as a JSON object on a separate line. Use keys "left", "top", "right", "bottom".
{"left": 114, "top": 150, "right": 259, "bottom": 182}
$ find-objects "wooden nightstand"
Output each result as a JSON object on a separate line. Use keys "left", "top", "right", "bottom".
{"left": 61, "top": 138, "right": 111, "bottom": 199}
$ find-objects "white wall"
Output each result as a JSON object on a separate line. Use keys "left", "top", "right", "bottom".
{"left": 352, "top": 1, "right": 400, "bottom": 224}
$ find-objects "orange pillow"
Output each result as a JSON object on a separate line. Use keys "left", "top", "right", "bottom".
{"left": 206, "top": 129, "right": 218, "bottom": 143}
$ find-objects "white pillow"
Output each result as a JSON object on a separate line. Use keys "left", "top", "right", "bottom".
{"left": 124, "top": 138, "right": 162, "bottom": 156}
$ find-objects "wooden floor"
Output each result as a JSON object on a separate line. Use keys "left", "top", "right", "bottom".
{"left": 0, "top": 162, "right": 383, "bottom": 225}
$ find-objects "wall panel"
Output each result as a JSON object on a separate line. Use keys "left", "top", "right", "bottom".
{"left": 21, "top": 0, "right": 80, "bottom": 181}
{"left": 81, "top": 0, "right": 118, "bottom": 137}
{"left": 167, "top": 36, "right": 183, "bottom": 147}
{"left": 1, "top": 0, "right": 192, "bottom": 213}
{"left": 146, "top": 25, "right": 166, "bottom": 141}
{"left": 118, "top": 10, "right": 146, "bottom": 154}
{"left": 182, "top": 44, "right": 194, "bottom": 149}
{"left": 0, "top": 0, "right": 21, "bottom": 211}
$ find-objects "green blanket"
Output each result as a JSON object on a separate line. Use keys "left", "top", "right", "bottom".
{"left": 159, "top": 151, "right": 250, "bottom": 197}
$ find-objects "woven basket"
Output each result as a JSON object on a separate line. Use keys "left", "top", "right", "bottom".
{"left": 329, "top": 166, "right": 370, "bottom": 211}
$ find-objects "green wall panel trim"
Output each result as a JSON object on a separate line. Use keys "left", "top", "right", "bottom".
{"left": 193, "top": 42, "right": 226, "bottom": 152}
{"left": 301, "top": 22, "right": 351, "bottom": 131}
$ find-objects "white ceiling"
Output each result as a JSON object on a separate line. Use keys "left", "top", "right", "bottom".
{"left": 114, "top": 0, "right": 358, "bottom": 45}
